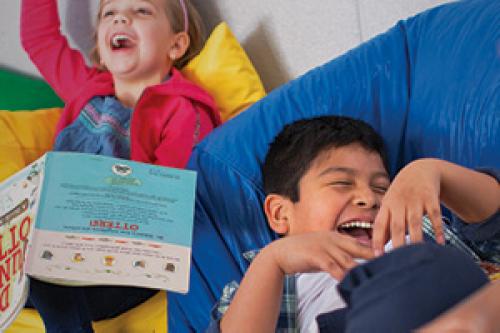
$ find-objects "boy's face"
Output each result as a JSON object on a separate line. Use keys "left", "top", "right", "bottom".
{"left": 97, "top": 0, "right": 179, "bottom": 82}
{"left": 269, "top": 143, "right": 389, "bottom": 247}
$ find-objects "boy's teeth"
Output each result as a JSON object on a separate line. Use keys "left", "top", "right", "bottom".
{"left": 340, "top": 221, "right": 372, "bottom": 229}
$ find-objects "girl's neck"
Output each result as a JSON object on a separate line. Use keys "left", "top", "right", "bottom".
{"left": 113, "top": 71, "right": 171, "bottom": 108}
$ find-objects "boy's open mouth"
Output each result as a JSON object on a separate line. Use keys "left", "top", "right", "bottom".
{"left": 110, "top": 34, "right": 134, "bottom": 50}
{"left": 337, "top": 221, "right": 373, "bottom": 246}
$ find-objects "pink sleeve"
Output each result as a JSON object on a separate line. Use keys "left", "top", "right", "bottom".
{"left": 20, "top": 0, "right": 96, "bottom": 102}
{"left": 153, "top": 101, "right": 216, "bottom": 169}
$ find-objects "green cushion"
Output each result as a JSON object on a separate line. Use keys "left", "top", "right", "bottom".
{"left": 0, "top": 68, "right": 64, "bottom": 110}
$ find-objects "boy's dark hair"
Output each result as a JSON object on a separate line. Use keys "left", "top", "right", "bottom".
{"left": 262, "top": 116, "right": 389, "bottom": 202}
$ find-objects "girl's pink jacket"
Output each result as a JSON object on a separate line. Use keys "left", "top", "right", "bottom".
{"left": 21, "top": 0, "right": 221, "bottom": 168}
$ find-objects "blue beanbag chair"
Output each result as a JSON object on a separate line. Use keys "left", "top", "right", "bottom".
{"left": 168, "top": 0, "right": 500, "bottom": 331}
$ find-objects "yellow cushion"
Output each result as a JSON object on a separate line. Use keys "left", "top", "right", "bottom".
{"left": 0, "top": 108, "right": 62, "bottom": 182}
{"left": 3, "top": 309, "right": 43, "bottom": 333}
{"left": 92, "top": 291, "right": 166, "bottom": 332}
{"left": 183, "top": 22, "right": 266, "bottom": 122}
{"left": 5, "top": 291, "right": 167, "bottom": 333}
{"left": 1, "top": 21, "right": 264, "bottom": 332}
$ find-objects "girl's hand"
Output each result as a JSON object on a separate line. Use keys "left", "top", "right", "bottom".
{"left": 265, "top": 231, "right": 374, "bottom": 280}
{"left": 372, "top": 159, "right": 445, "bottom": 255}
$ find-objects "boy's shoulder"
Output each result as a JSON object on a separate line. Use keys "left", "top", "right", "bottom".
{"left": 210, "top": 249, "right": 299, "bottom": 332}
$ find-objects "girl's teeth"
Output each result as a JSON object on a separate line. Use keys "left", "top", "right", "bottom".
{"left": 112, "top": 35, "right": 128, "bottom": 47}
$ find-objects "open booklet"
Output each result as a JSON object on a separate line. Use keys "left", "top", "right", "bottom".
{"left": 0, "top": 152, "right": 196, "bottom": 328}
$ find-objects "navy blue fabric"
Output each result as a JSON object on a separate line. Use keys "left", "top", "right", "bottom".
{"left": 28, "top": 279, "right": 157, "bottom": 333}
{"left": 317, "top": 243, "right": 488, "bottom": 332}
{"left": 168, "top": 1, "right": 500, "bottom": 331}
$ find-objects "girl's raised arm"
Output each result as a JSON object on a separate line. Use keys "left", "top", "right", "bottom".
{"left": 20, "top": 0, "right": 97, "bottom": 102}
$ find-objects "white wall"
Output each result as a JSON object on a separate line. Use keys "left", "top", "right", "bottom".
{"left": 0, "top": 0, "right": 451, "bottom": 91}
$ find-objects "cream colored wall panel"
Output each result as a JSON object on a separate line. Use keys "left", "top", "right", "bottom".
{"left": 0, "top": 0, "right": 38, "bottom": 77}
{"left": 193, "top": 0, "right": 362, "bottom": 91}
{"left": 358, "top": 0, "right": 452, "bottom": 41}
{"left": 0, "top": 1, "right": 99, "bottom": 78}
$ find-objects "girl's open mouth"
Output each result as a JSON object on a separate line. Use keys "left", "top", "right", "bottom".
{"left": 110, "top": 34, "right": 135, "bottom": 50}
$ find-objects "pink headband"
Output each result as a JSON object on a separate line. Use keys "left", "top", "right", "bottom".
{"left": 179, "top": 0, "right": 189, "bottom": 33}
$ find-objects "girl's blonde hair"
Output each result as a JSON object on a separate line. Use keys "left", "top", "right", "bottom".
{"left": 90, "top": 0, "right": 205, "bottom": 70}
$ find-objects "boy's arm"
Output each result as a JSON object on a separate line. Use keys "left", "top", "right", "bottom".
{"left": 416, "top": 281, "right": 500, "bottom": 333}
{"left": 437, "top": 161, "right": 499, "bottom": 223}
{"left": 20, "top": 0, "right": 96, "bottom": 102}
{"left": 219, "top": 243, "right": 286, "bottom": 333}
{"left": 219, "top": 232, "right": 374, "bottom": 333}
{"left": 373, "top": 158, "right": 499, "bottom": 253}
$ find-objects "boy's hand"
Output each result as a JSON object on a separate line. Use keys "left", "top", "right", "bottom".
{"left": 372, "top": 159, "right": 445, "bottom": 255}
{"left": 266, "top": 231, "right": 374, "bottom": 280}
{"left": 415, "top": 310, "right": 489, "bottom": 333}
{"left": 416, "top": 281, "right": 500, "bottom": 333}
{"left": 415, "top": 281, "right": 500, "bottom": 333}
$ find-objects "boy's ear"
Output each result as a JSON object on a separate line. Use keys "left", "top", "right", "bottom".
{"left": 169, "top": 32, "right": 190, "bottom": 61}
{"left": 264, "top": 194, "right": 291, "bottom": 235}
